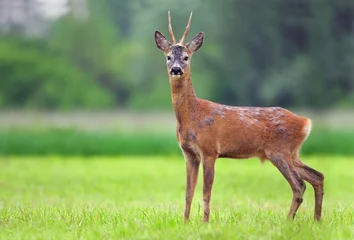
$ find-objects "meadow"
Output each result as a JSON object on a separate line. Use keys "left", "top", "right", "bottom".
{"left": 0, "top": 156, "right": 353, "bottom": 239}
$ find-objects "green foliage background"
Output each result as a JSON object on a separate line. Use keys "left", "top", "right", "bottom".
{"left": 1, "top": 0, "right": 354, "bottom": 110}
{"left": 0, "top": 128, "right": 353, "bottom": 156}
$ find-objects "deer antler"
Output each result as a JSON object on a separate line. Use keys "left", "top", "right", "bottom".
{"left": 179, "top": 12, "right": 193, "bottom": 45}
{"left": 168, "top": 11, "right": 177, "bottom": 44}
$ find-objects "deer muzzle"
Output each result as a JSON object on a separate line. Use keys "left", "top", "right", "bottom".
{"left": 170, "top": 67, "right": 183, "bottom": 77}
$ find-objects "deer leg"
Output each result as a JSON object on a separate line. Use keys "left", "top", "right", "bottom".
{"left": 183, "top": 151, "right": 200, "bottom": 222}
{"left": 202, "top": 156, "right": 216, "bottom": 223}
{"left": 294, "top": 159, "right": 324, "bottom": 221}
{"left": 269, "top": 156, "right": 305, "bottom": 220}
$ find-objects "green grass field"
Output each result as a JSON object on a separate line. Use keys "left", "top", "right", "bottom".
{"left": 0, "top": 156, "right": 353, "bottom": 239}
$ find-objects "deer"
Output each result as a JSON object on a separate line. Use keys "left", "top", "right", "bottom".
{"left": 154, "top": 11, "right": 324, "bottom": 223}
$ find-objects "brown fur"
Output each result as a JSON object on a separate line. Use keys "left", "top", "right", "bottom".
{"left": 155, "top": 12, "right": 324, "bottom": 223}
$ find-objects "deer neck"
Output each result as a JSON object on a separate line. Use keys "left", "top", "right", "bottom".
{"left": 170, "top": 74, "right": 198, "bottom": 124}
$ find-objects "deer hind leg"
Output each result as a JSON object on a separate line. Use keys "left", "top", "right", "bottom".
{"left": 202, "top": 156, "right": 216, "bottom": 223}
{"left": 183, "top": 150, "right": 200, "bottom": 222}
{"left": 268, "top": 154, "right": 305, "bottom": 220}
{"left": 293, "top": 158, "right": 324, "bottom": 221}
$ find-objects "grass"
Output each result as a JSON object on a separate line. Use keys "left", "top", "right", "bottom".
{"left": 1, "top": 128, "right": 354, "bottom": 156}
{"left": 0, "top": 156, "right": 353, "bottom": 239}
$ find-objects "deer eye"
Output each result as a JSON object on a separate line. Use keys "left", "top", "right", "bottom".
{"left": 183, "top": 56, "right": 189, "bottom": 61}
{"left": 167, "top": 56, "right": 171, "bottom": 61}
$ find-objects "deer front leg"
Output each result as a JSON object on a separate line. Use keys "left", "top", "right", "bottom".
{"left": 202, "top": 156, "right": 216, "bottom": 223}
{"left": 183, "top": 151, "right": 200, "bottom": 222}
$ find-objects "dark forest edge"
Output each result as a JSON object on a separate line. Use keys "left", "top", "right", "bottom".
{"left": 0, "top": 129, "right": 353, "bottom": 156}
{"left": 1, "top": 1, "right": 354, "bottom": 110}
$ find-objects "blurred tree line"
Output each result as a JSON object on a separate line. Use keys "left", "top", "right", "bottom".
{"left": 0, "top": 0, "right": 353, "bottom": 110}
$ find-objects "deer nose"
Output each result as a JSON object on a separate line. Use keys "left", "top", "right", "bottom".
{"left": 170, "top": 67, "right": 183, "bottom": 76}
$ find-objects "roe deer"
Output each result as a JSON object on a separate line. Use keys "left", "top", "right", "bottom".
{"left": 154, "top": 12, "right": 324, "bottom": 223}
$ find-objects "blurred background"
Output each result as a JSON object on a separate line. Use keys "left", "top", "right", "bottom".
{"left": 0, "top": 0, "right": 353, "bottom": 156}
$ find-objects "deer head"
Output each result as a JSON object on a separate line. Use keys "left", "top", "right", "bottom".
{"left": 154, "top": 12, "right": 204, "bottom": 79}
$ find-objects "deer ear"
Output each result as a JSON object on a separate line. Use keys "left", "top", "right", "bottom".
{"left": 155, "top": 31, "right": 171, "bottom": 52}
{"left": 186, "top": 32, "right": 204, "bottom": 53}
